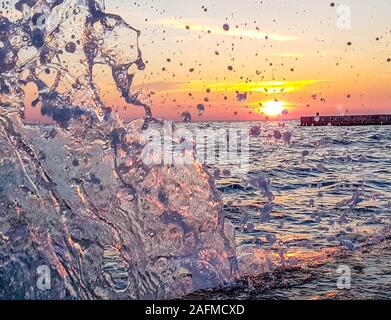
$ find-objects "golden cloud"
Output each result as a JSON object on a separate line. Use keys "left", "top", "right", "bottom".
{"left": 154, "top": 18, "right": 297, "bottom": 41}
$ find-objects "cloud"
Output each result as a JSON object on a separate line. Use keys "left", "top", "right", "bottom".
{"left": 175, "top": 79, "right": 322, "bottom": 94}
{"left": 153, "top": 18, "right": 297, "bottom": 42}
{"left": 139, "top": 80, "right": 324, "bottom": 107}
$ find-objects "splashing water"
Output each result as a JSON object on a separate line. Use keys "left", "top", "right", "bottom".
{"left": 0, "top": 0, "right": 240, "bottom": 299}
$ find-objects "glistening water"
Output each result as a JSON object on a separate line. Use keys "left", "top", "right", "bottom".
{"left": 187, "top": 120, "right": 391, "bottom": 300}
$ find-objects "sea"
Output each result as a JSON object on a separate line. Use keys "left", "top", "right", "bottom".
{"left": 185, "top": 120, "right": 391, "bottom": 300}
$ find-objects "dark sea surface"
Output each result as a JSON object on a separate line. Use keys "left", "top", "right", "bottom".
{"left": 188, "top": 120, "right": 391, "bottom": 300}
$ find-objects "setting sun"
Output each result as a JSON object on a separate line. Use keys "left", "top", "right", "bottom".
{"left": 261, "top": 100, "right": 285, "bottom": 116}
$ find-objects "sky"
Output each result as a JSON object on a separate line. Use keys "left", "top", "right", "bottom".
{"left": 23, "top": 0, "right": 391, "bottom": 122}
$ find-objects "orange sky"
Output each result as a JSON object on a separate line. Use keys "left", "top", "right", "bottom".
{"left": 23, "top": 0, "right": 391, "bottom": 123}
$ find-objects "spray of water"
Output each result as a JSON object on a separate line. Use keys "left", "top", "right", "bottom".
{"left": 0, "top": 0, "right": 240, "bottom": 299}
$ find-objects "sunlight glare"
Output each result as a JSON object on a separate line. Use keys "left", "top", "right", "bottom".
{"left": 261, "top": 100, "right": 285, "bottom": 116}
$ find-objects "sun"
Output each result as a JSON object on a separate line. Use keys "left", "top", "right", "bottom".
{"left": 261, "top": 100, "right": 284, "bottom": 116}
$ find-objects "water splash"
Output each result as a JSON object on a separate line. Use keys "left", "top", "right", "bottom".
{"left": 0, "top": 0, "right": 153, "bottom": 127}
{"left": 0, "top": 0, "right": 238, "bottom": 299}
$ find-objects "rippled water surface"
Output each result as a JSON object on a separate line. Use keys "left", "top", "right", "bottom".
{"left": 189, "top": 120, "right": 391, "bottom": 299}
